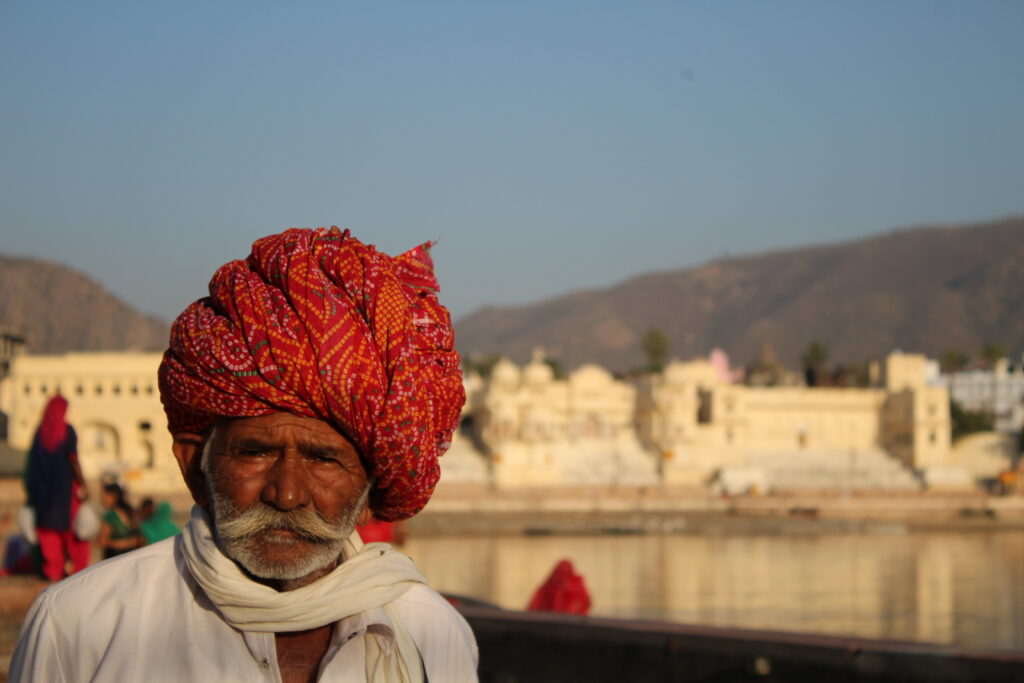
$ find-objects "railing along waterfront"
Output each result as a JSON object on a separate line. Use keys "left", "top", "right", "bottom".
{"left": 457, "top": 605, "right": 1024, "bottom": 683}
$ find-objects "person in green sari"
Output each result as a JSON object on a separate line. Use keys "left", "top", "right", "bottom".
{"left": 139, "top": 498, "right": 181, "bottom": 544}
{"left": 98, "top": 483, "right": 142, "bottom": 560}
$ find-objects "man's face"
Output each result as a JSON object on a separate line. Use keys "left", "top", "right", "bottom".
{"left": 201, "top": 413, "right": 371, "bottom": 582}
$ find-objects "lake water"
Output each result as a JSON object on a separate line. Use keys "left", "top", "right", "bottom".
{"left": 403, "top": 530, "right": 1024, "bottom": 652}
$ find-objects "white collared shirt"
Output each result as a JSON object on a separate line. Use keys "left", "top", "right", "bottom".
{"left": 10, "top": 536, "right": 479, "bottom": 682}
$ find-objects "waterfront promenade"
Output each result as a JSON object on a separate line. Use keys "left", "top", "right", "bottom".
{"left": 413, "top": 482, "right": 1024, "bottom": 534}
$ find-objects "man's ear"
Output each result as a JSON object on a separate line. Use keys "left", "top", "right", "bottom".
{"left": 357, "top": 501, "right": 373, "bottom": 526}
{"left": 172, "top": 432, "right": 209, "bottom": 507}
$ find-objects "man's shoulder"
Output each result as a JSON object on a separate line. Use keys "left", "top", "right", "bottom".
{"left": 34, "top": 536, "right": 181, "bottom": 616}
{"left": 393, "top": 583, "right": 461, "bottom": 614}
{"left": 392, "top": 584, "right": 477, "bottom": 645}
{"left": 391, "top": 584, "right": 479, "bottom": 678}
{"left": 12, "top": 535, "right": 226, "bottom": 682}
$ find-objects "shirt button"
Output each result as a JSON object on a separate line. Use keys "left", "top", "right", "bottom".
{"left": 260, "top": 658, "right": 270, "bottom": 669}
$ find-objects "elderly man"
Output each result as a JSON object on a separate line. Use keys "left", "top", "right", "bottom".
{"left": 11, "top": 227, "right": 478, "bottom": 682}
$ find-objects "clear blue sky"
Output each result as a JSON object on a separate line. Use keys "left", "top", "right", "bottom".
{"left": 2, "top": 1, "right": 1022, "bottom": 321}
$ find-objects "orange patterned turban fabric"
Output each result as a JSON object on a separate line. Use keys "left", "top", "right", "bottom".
{"left": 158, "top": 227, "right": 465, "bottom": 521}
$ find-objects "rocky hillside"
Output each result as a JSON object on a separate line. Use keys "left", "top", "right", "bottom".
{"left": 455, "top": 217, "right": 1024, "bottom": 371}
{"left": 0, "top": 255, "right": 168, "bottom": 353}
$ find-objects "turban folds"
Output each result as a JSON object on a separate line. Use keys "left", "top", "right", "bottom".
{"left": 158, "top": 227, "right": 465, "bottom": 521}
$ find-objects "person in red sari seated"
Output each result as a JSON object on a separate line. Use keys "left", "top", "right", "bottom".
{"left": 13, "top": 227, "right": 478, "bottom": 683}
{"left": 529, "top": 559, "right": 592, "bottom": 615}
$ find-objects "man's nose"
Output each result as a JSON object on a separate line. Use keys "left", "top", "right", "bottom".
{"left": 260, "top": 452, "right": 311, "bottom": 511}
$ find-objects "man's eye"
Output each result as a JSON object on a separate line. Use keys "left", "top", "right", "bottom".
{"left": 238, "top": 448, "right": 268, "bottom": 457}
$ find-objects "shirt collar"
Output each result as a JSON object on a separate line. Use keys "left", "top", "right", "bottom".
{"left": 322, "top": 605, "right": 397, "bottom": 668}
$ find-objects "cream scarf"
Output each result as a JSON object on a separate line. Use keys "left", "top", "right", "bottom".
{"left": 180, "top": 505, "right": 426, "bottom": 682}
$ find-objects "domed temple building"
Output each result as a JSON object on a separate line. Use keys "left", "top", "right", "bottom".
{"left": 0, "top": 342, "right": 980, "bottom": 494}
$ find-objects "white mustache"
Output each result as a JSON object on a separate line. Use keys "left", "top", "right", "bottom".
{"left": 215, "top": 504, "right": 349, "bottom": 543}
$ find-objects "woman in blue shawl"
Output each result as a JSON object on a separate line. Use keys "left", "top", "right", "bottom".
{"left": 24, "top": 395, "right": 90, "bottom": 580}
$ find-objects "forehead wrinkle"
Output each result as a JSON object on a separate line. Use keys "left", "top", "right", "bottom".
{"left": 225, "top": 418, "right": 352, "bottom": 442}
{"left": 228, "top": 433, "right": 356, "bottom": 454}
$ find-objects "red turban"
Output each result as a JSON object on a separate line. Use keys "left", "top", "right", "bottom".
{"left": 158, "top": 227, "right": 465, "bottom": 521}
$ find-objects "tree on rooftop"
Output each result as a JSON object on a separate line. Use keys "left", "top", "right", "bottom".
{"left": 981, "top": 342, "right": 1008, "bottom": 367}
{"left": 641, "top": 328, "right": 670, "bottom": 373}
{"left": 543, "top": 357, "right": 566, "bottom": 380}
{"left": 940, "top": 348, "right": 969, "bottom": 374}
{"left": 800, "top": 340, "right": 829, "bottom": 386}
{"left": 950, "top": 399, "right": 994, "bottom": 441}
{"left": 465, "top": 353, "right": 501, "bottom": 379}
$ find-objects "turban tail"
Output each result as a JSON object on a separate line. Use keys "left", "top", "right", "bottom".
{"left": 158, "top": 227, "right": 465, "bottom": 521}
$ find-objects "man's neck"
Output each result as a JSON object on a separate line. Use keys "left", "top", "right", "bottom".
{"left": 276, "top": 626, "right": 335, "bottom": 683}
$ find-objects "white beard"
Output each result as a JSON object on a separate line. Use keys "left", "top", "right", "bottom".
{"left": 206, "top": 484, "right": 369, "bottom": 581}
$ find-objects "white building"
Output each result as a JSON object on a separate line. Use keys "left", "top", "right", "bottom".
{"left": 467, "top": 350, "right": 659, "bottom": 488}
{"left": 939, "top": 357, "right": 1024, "bottom": 434}
{"left": 1, "top": 347, "right": 968, "bottom": 494}
{"left": 634, "top": 352, "right": 953, "bottom": 492}
{"left": 0, "top": 352, "right": 181, "bottom": 491}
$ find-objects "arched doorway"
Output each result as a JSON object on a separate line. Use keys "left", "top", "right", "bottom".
{"left": 78, "top": 422, "right": 121, "bottom": 479}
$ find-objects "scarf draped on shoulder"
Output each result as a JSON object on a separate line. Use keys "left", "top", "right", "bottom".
{"left": 179, "top": 506, "right": 426, "bottom": 683}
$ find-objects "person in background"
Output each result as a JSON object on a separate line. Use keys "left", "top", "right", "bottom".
{"left": 1, "top": 533, "right": 40, "bottom": 577}
{"left": 23, "top": 395, "right": 90, "bottom": 581}
{"left": 97, "top": 482, "right": 142, "bottom": 560}
{"left": 138, "top": 497, "right": 181, "bottom": 544}
{"left": 356, "top": 517, "right": 406, "bottom": 545}
{"left": 529, "top": 559, "right": 592, "bottom": 615}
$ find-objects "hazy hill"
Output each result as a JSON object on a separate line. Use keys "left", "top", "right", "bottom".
{"left": 0, "top": 255, "right": 169, "bottom": 353}
{"left": 455, "top": 217, "right": 1024, "bottom": 371}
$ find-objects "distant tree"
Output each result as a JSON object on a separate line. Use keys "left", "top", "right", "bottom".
{"left": 800, "top": 341, "right": 829, "bottom": 386}
{"left": 641, "top": 328, "right": 670, "bottom": 373}
{"left": 981, "top": 342, "right": 1008, "bottom": 367}
{"left": 950, "top": 400, "right": 994, "bottom": 441}
{"left": 835, "top": 360, "right": 871, "bottom": 387}
{"left": 465, "top": 353, "right": 501, "bottom": 379}
{"left": 939, "top": 348, "right": 969, "bottom": 374}
{"left": 543, "top": 357, "right": 566, "bottom": 380}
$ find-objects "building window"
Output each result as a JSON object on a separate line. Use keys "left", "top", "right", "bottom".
{"left": 95, "top": 384, "right": 103, "bottom": 396}
{"left": 76, "top": 385, "right": 84, "bottom": 396}
{"left": 697, "top": 389, "right": 713, "bottom": 424}
{"left": 23, "top": 385, "right": 30, "bottom": 395}
{"left": 145, "top": 386, "right": 154, "bottom": 395}
{"left": 130, "top": 385, "right": 139, "bottom": 396}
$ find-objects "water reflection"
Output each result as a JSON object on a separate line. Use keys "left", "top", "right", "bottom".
{"left": 404, "top": 531, "right": 1024, "bottom": 651}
